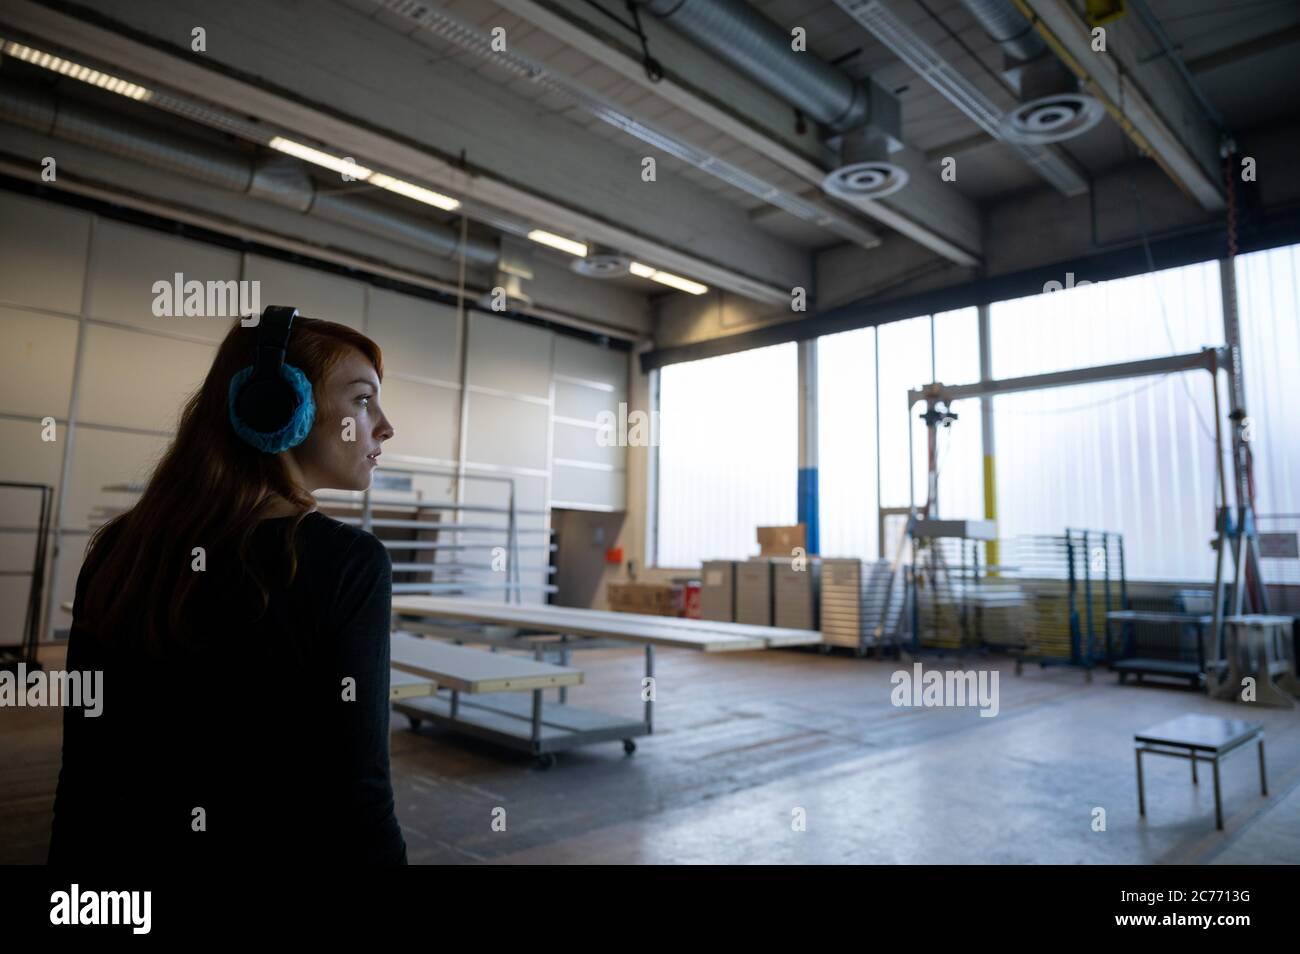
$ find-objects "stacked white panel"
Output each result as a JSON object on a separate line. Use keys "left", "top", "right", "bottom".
{"left": 820, "top": 558, "right": 901, "bottom": 650}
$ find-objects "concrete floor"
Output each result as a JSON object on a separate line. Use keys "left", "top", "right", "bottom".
{"left": 4, "top": 643, "right": 1299, "bottom": 864}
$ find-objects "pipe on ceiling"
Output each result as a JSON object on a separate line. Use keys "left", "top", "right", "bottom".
{"left": 956, "top": 0, "right": 1047, "bottom": 63}
{"left": 0, "top": 77, "right": 500, "bottom": 267}
{"left": 635, "top": 0, "right": 870, "bottom": 132}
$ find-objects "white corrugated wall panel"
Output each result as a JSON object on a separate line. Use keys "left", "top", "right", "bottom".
{"left": 657, "top": 343, "right": 797, "bottom": 566}
{"left": 990, "top": 261, "right": 1225, "bottom": 581}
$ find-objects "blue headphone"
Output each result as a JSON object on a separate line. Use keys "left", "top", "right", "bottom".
{"left": 227, "top": 305, "right": 316, "bottom": 453}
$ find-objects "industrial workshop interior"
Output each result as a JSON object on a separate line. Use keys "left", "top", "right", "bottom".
{"left": 1, "top": 0, "right": 1299, "bottom": 896}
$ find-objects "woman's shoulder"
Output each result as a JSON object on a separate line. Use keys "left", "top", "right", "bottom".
{"left": 297, "top": 512, "right": 391, "bottom": 572}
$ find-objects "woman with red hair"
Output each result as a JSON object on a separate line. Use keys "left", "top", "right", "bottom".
{"left": 49, "top": 309, "right": 405, "bottom": 865}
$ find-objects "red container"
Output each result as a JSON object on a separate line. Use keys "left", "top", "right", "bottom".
{"left": 683, "top": 580, "right": 702, "bottom": 619}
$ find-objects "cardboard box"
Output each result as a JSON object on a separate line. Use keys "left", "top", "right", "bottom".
{"left": 757, "top": 524, "right": 806, "bottom": 557}
{"left": 607, "top": 582, "right": 683, "bottom": 617}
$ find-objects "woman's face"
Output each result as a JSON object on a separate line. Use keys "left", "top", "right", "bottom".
{"left": 288, "top": 348, "right": 394, "bottom": 492}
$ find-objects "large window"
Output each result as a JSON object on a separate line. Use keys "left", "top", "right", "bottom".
{"left": 817, "top": 308, "right": 982, "bottom": 561}
{"left": 655, "top": 343, "right": 797, "bottom": 566}
{"left": 654, "top": 246, "right": 1300, "bottom": 583}
{"left": 817, "top": 326, "right": 878, "bottom": 559}
{"left": 991, "top": 261, "right": 1225, "bottom": 581}
{"left": 1237, "top": 243, "right": 1300, "bottom": 517}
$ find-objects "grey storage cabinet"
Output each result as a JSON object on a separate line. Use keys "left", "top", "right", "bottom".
{"left": 736, "top": 558, "right": 775, "bottom": 626}
{"left": 700, "top": 559, "right": 738, "bottom": 622}
{"left": 774, "top": 558, "right": 820, "bottom": 631}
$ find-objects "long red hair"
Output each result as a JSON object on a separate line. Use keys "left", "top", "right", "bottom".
{"left": 79, "top": 315, "right": 383, "bottom": 655}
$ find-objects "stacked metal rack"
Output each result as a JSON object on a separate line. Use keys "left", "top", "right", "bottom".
{"left": 100, "top": 460, "right": 556, "bottom": 604}
{"left": 819, "top": 557, "right": 906, "bottom": 655}
{"left": 907, "top": 534, "right": 1028, "bottom": 653}
{"left": 320, "top": 459, "right": 556, "bottom": 603}
{"left": 999, "top": 529, "right": 1126, "bottom": 678}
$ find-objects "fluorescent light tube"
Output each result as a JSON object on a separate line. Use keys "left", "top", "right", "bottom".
{"left": 3, "top": 41, "right": 153, "bottom": 101}
{"left": 628, "top": 261, "right": 708, "bottom": 295}
{"left": 367, "top": 173, "right": 460, "bottom": 211}
{"left": 268, "top": 137, "right": 372, "bottom": 179}
{"left": 527, "top": 230, "right": 588, "bottom": 257}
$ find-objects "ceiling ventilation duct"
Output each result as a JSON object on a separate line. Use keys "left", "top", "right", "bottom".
{"left": 478, "top": 237, "right": 534, "bottom": 309}
{"left": 0, "top": 77, "right": 500, "bottom": 265}
{"left": 822, "top": 83, "right": 908, "bottom": 199}
{"left": 571, "top": 244, "right": 632, "bottom": 278}
{"left": 477, "top": 271, "right": 532, "bottom": 311}
{"left": 635, "top": 0, "right": 908, "bottom": 199}
{"left": 957, "top": 0, "right": 1104, "bottom": 144}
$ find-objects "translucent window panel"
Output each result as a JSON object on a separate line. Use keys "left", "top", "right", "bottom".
{"left": 0, "top": 307, "right": 79, "bottom": 420}
{"left": 993, "top": 374, "right": 1221, "bottom": 581}
{"left": 876, "top": 316, "right": 933, "bottom": 511}
{"left": 464, "top": 392, "right": 550, "bottom": 471}
{"left": 76, "top": 324, "right": 217, "bottom": 432}
{"left": 552, "top": 420, "right": 625, "bottom": 468}
{"left": 552, "top": 463, "right": 623, "bottom": 510}
{"left": 0, "top": 418, "right": 63, "bottom": 535}
{"left": 0, "top": 192, "right": 89, "bottom": 315}
{"left": 242, "top": 254, "right": 366, "bottom": 329}
{"left": 466, "top": 313, "right": 554, "bottom": 399}
{"left": 554, "top": 379, "right": 618, "bottom": 422}
{"left": 933, "top": 307, "right": 981, "bottom": 385}
{"left": 1236, "top": 243, "right": 1300, "bottom": 516}
{"left": 989, "top": 260, "right": 1226, "bottom": 582}
{"left": 991, "top": 260, "right": 1223, "bottom": 378}
{"left": 0, "top": 418, "right": 64, "bottom": 498}
{"left": 0, "top": 530, "right": 45, "bottom": 572}
{"left": 817, "top": 326, "right": 878, "bottom": 560}
{"left": 553, "top": 335, "right": 627, "bottom": 390}
{"left": 930, "top": 308, "right": 985, "bottom": 521}
{"left": 87, "top": 220, "right": 241, "bottom": 340}
{"left": 365, "top": 287, "right": 460, "bottom": 384}
{"left": 657, "top": 343, "right": 797, "bottom": 567}
{"left": 379, "top": 377, "right": 458, "bottom": 463}
{"left": 62, "top": 426, "right": 170, "bottom": 531}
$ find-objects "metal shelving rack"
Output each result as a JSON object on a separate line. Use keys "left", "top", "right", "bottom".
{"left": 319, "top": 459, "right": 556, "bottom": 603}
{"left": 905, "top": 534, "right": 1028, "bottom": 655}
{"left": 819, "top": 557, "right": 907, "bottom": 656}
{"left": 1000, "top": 529, "right": 1126, "bottom": 678}
{"left": 99, "top": 460, "right": 557, "bottom": 605}
{"left": 0, "top": 482, "right": 54, "bottom": 672}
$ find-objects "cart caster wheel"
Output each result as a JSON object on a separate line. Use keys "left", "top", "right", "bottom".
{"left": 407, "top": 716, "right": 423, "bottom": 732}
{"left": 819, "top": 644, "right": 832, "bottom": 655}
{"left": 854, "top": 647, "right": 867, "bottom": 658}
{"left": 536, "top": 753, "right": 556, "bottom": 770}
{"left": 623, "top": 739, "right": 637, "bottom": 756}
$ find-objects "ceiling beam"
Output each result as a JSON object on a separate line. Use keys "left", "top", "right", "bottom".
{"left": 0, "top": 0, "right": 804, "bottom": 303}
{"left": 1186, "top": 24, "right": 1300, "bottom": 75}
{"left": 1015, "top": 0, "right": 1225, "bottom": 212}
{"left": 493, "top": 0, "right": 982, "bottom": 267}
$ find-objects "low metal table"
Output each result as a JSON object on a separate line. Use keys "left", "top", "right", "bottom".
{"left": 1134, "top": 714, "right": 1266, "bottom": 830}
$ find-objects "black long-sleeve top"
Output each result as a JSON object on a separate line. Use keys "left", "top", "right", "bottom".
{"left": 48, "top": 511, "right": 407, "bottom": 866}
